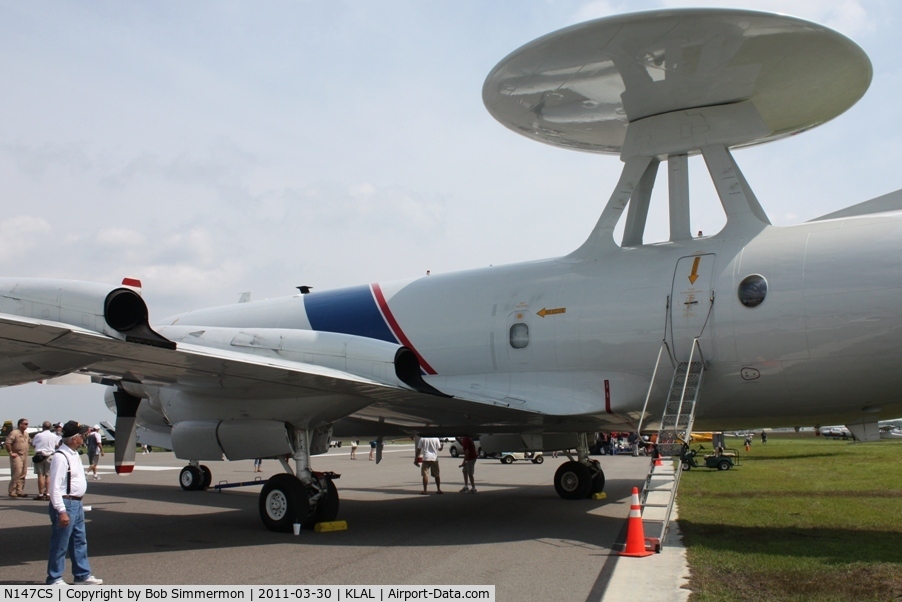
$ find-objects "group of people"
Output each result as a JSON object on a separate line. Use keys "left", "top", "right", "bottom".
{"left": 4, "top": 418, "right": 104, "bottom": 585}
{"left": 596, "top": 432, "right": 649, "bottom": 456}
{"left": 413, "top": 436, "right": 478, "bottom": 495}
{"left": 744, "top": 430, "right": 768, "bottom": 451}
{"left": 6, "top": 420, "right": 105, "bottom": 500}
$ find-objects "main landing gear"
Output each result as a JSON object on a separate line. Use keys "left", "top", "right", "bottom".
{"left": 178, "top": 427, "right": 341, "bottom": 533}
{"left": 553, "top": 433, "right": 605, "bottom": 499}
{"left": 259, "top": 470, "right": 339, "bottom": 532}
{"left": 258, "top": 429, "right": 340, "bottom": 533}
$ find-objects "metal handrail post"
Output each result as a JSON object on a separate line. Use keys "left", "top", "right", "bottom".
{"left": 637, "top": 341, "right": 667, "bottom": 435}
{"left": 673, "top": 338, "right": 701, "bottom": 433}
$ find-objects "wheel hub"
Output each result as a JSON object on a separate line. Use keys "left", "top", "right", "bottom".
{"left": 560, "top": 470, "right": 580, "bottom": 492}
{"left": 265, "top": 490, "right": 288, "bottom": 521}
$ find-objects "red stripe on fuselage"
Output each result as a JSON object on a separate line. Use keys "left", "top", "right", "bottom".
{"left": 371, "top": 283, "right": 437, "bottom": 375}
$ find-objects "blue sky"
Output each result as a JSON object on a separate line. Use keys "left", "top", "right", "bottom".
{"left": 1, "top": 0, "right": 899, "bottom": 425}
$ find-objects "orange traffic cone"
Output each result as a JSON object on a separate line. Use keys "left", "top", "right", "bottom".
{"left": 653, "top": 448, "right": 663, "bottom": 467}
{"left": 618, "top": 487, "right": 654, "bottom": 557}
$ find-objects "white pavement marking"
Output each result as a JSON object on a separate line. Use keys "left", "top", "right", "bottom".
{"left": 0, "top": 465, "right": 182, "bottom": 480}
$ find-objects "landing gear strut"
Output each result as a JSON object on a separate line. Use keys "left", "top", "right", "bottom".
{"left": 553, "top": 433, "right": 605, "bottom": 499}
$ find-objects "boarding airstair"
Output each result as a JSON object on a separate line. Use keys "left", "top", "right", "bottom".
{"left": 636, "top": 338, "right": 706, "bottom": 551}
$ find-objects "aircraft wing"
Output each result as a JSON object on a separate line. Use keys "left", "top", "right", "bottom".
{"left": 0, "top": 309, "right": 639, "bottom": 432}
{"left": 0, "top": 276, "right": 648, "bottom": 434}
{"left": 0, "top": 312, "right": 556, "bottom": 429}
{"left": 0, "top": 311, "right": 422, "bottom": 398}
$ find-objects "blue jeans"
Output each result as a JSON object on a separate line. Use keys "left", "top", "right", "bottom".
{"left": 47, "top": 499, "right": 92, "bottom": 583}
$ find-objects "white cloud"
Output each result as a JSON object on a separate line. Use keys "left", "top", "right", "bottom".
{"left": 0, "top": 216, "right": 52, "bottom": 263}
{"left": 95, "top": 227, "right": 147, "bottom": 247}
{"left": 349, "top": 182, "right": 377, "bottom": 197}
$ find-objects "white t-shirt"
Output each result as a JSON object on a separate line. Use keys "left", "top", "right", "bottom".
{"left": 418, "top": 438, "right": 443, "bottom": 462}
{"left": 32, "top": 429, "right": 60, "bottom": 457}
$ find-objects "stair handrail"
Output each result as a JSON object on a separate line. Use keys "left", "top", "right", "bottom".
{"left": 659, "top": 455, "right": 685, "bottom": 544}
{"left": 637, "top": 340, "right": 670, "bottom": 435}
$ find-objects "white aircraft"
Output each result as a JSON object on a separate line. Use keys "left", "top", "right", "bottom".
{"left": 816, "top": 419, "right": 902, "bottom": 440}
{"left": 816, "top": 426, "right": 854, "bottom": 440}
{"left": 2, "top": 8, "right": 901, "bottom": 531}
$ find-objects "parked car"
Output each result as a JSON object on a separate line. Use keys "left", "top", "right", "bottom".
{"left": 499, "top": 451, "right": 544, "bottom": 464}
{"left": 446, "top": 438, "right": 486, "bottom": 458}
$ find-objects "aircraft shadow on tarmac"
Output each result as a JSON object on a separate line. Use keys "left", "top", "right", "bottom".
{"left": 2, "top": 477, "right": 641, "bottom": 565}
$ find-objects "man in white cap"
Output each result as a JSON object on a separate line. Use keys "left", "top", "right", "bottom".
{"left": 85, "top": 425, "right": 104, "bottom": 480}
{"left": 47, "top": 420, "right": 102, "bottom": 585}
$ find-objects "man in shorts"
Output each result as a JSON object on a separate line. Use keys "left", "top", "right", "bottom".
{"left": 85, "top": 426, "right": 104, "bottom": 480}
{"left": 32, "top": 421, "right": 60, "bottom": 500}
{"left": 416, "top": 437, "right": 444, "bottom": 495}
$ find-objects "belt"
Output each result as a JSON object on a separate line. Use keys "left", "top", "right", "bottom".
{"left": 62, "top": 495, "right": 83, "bottom": 501}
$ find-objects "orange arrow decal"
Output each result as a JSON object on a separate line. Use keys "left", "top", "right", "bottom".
{"left": 537, "top": 307, "right": 566, "bottom": 317}
{"left": 688, "top": 257, "right": 701, "bottom": 284}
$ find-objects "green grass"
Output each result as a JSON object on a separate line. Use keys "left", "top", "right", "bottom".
{"left": 678, "top": 434, "right": 902, "bottom": 601}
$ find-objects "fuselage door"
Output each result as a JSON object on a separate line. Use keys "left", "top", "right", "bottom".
{"left": 669, "top": 254, "right": 716, "bottom": 362}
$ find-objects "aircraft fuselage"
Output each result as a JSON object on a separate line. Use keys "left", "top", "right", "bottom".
{"left": 160, "top": 211, "right": 902, "bottom": 432}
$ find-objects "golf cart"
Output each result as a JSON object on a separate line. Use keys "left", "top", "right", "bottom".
{"left": 680, "top": 444, "right": 740, "bottom": 471}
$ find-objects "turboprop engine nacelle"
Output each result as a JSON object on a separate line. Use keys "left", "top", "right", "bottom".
{"left": 0, "top": 278, "right": 171, "bottom": 345}
{"left": 0, "top": 278, "right": 172, "bottom": 385}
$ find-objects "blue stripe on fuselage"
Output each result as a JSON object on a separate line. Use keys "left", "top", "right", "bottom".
{"left": 303, "top": 284, "right": 397, "bottom": 343}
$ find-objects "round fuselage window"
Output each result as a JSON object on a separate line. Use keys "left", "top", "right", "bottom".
{"left": 738, "top": 275, "right": 767, "bottom": 308}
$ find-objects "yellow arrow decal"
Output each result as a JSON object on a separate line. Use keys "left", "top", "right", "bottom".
{"left": 688, "top": 257, "right": 701, "bottom": 284}
{"left": 537, "top": 307, "right": 566, "bottom": 317}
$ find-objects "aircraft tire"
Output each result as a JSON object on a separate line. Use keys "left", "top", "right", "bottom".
{"left": 586, "top": 469, "right": 605, "bottom": 497}
{"left": 200, "top": 465, "right": 212, "bottom": 489}
{"left": 260, "top": 474, "right": 310, "bottom": 533}
{"left": 307, "top": 478, "right": 339, "bottom": 528}
{"left": 179, "top": 466, "right": 203, "bottom": 491}
{"left": 554, "top": 461, "right": 592, "bottom": 500}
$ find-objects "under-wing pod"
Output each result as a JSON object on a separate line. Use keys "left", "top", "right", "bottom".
{"left": 171, "top": 420, "right": 296, "bottom": 461}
